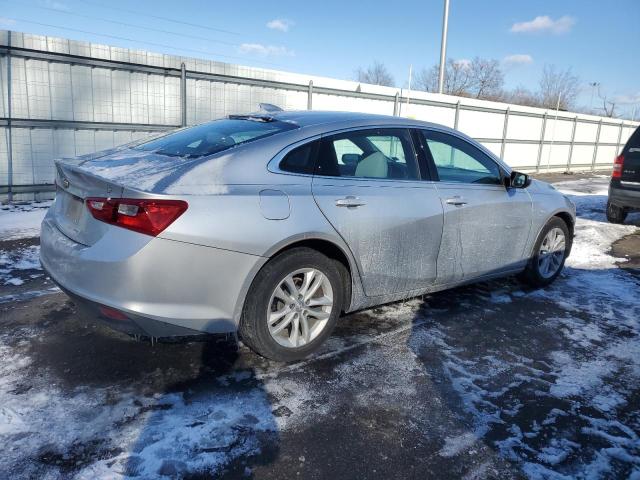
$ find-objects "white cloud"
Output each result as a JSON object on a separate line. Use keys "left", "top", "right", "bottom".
{"left": 612, "top": 92, "right": 640, "bottom": 105}
{"left": 0, "top": 17, "right": 16, "bottom": 26}
{"left": 43, "top": 0, "right": 70, "bottom": 11}
{"left": 453, "top": 58, "right": 471, "bottom": 69}
{"left": 266, "top": 19, "right": 293, "bottom": 32}
{"left": 503, "top": 54, "right": 534, "bottom": 66}
{"left": 238, "top": 43, "right": 294, "bottom": 57}
{"left": 510, "top": 15, "right": 575, "bottom": 34}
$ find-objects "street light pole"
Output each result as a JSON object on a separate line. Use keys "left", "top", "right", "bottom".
{"left": 437, "top": 0, "right": 450, "bottom": 94}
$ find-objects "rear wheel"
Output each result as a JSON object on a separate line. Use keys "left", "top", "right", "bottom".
{"left": 239, "top": 248, "right": 344, "bottom": 362}
{"left": 521, "top": 217, "right": 571, "bottom": 287}
{"left": 606, "top": 200, "right": 628, "bottom": 224}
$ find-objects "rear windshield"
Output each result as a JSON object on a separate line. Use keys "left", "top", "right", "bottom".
{"left": 134, "top": 118, "right": 298, "bottom": 158}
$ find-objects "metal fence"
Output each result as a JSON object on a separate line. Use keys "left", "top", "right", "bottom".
{"left": 1, "top": 29, "right": 638, "bottom": 200}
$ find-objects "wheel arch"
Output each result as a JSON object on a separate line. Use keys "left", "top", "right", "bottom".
{"left": 528, "top": 209, "right": 575, "bottom": 259}
{"left": 231, "top": 234, "right": 363, "bottom": 326}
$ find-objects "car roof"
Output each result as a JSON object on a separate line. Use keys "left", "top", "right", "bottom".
{"left": 258, "top": 110, "right": 441, "bottom": 130}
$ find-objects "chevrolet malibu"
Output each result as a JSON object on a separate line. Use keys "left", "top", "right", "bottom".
{"left": 40, "top": 110, "right": 576, "bottom": 361}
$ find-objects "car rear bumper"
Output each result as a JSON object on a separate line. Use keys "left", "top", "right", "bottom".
{"left": 609, "top": 183, "right": 640, "bottom": 209}
{"left": 40, "top": 212, "right": 263, "bottom": 336}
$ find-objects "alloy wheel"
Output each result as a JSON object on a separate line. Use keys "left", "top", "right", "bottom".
{"left": 538, "top": 227, "right": 566, "bottom": 279}
{"left": 267, "top": 268, "right": 334, "bottom": 348}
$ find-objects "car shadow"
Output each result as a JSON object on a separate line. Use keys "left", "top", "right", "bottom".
{"left": 115, "top": 336, "right": 281, "bottom": 478}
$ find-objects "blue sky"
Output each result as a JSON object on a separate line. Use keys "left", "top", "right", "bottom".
{"left": 1, "top": 0, "right": 639, "bottom": 117}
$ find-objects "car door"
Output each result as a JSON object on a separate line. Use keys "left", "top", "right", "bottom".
{"left": 311, "top": 127, "right": 444, "bottom": 297}
{"left": 416, "top": 129, "right": 533, "bottom": 284}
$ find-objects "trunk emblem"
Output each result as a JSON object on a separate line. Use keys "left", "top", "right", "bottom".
{"left": 62, "top": 178, "right": 70, "bottom": 189}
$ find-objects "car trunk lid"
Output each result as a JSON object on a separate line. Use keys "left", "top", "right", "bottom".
{"left": 53, "top": 161, "right": 124, "bottom": 246}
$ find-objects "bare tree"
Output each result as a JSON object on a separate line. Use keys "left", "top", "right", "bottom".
{"left": 503, "top": 85, "right": 541, "bottom": 107}
{"left": 414, "top": 57, "right": 504, "bottom": 100}
{"left": 468, "top": 57, "right": 504, "bottom": 99}
{"left": 355, "top": 61, "right": 394, "bottom": 87}
{"left": 597, "top": 86, "right": 617, "bottom": 117}
{"left": 538, "top": 65, "right": 580, "bottom": 110}
{"left": 414, "top": 59, "right": 473, "bottom": 95}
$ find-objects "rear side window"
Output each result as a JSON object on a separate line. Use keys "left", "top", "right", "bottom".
{"left": 279, "top": 140, "right": 319, "bottom": 174}
{"left": 134, "top": 118, "right": 298, "bottom": 158}
{"left": 315, "top": 128, "right": 419, "bottom": 180}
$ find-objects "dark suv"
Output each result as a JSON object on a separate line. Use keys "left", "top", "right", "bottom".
{"left": 607, "top": 126, "right": 640, "bottom": 223}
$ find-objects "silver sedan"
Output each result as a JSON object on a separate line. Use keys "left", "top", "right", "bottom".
{"left": 40, "top": 110, "right": 576, "bottom": 361}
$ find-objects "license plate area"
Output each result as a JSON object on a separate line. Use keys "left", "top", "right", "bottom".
{"left": 58, "top": 188, "right": 85, "bottom": 225}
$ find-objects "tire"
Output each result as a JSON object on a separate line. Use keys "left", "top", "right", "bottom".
{"left": 239, "top": 247, "right": 344, "bottom": 362}
{"left": 606, "top": 200, "right": 628, "bottom": 224}
{"left": 520, "top": 217, "right": 571, "bottom": 288}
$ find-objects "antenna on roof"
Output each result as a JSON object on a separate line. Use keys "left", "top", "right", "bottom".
{"left": 259, "top": 103, "right": 283, "bottom": 113}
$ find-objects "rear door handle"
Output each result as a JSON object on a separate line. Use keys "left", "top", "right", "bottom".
{"left": 445, "top": 196, "right": 468, "bottom": 206}
{"left": 335, "top": 196, "right": 366, "bottom": 208}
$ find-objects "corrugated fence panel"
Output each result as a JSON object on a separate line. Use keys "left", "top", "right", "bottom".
{"left": 50, "top": 62, "right": 73, "bottom": 120}
{"left": 0, "top": 127, "right": 7, "bottom": 185}
{"left": 71, "top": 65, "right": 94, "bottom": 121}
{"left": 0, "top": 55, "right": 6, "bottom": 117}
{"left": 503, "top": 143, "right": 540, "bottom": 169}
{"left": 507, "top": 114, "right": 543, "bottom": 141}
{"left": 92, "top": 68, "right": 113, "bottom": 123}
{"left": 26, "top": 59, "right": 51, "bottom": 119}
{"left": 458, "top": 109, "right": 505, "bottom": 139}
{"left": 543, "top": 118, "right": 574, "bottom": 142}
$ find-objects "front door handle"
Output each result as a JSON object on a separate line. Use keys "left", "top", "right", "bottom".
{"left": 445, "top": 196, "right": 468, "bottom": 206}
{"left": 335, "top": 196, "right": 366, "bottom": 208}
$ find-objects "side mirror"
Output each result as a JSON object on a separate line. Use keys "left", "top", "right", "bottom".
{"left": 507, "top": 171, "right": 531, "bottom": 189}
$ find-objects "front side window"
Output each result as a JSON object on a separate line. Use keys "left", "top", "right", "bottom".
{"left": 134, "top": 118, "right": 298, "bottom": 159}
{"left": 315, "top": 128, "right": 419, "bottom": 180}
{"left": 421, "top": 130, "right": 502, "bottom": 185}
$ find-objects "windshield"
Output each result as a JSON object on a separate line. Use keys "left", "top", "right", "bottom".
{"left": 134, "top": 118, "right": 298, "bottom": 158}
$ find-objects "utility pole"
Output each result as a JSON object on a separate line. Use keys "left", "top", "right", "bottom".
{"left": 589, "top": 82, "right": 599, "bottom": 111}
{"left": 437, "top": 0, "right": 450, "bottom": 94}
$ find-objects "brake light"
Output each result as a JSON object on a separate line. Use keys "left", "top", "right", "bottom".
{"left": 86, "top": 197, "right": 188, "bottom": 236}
{"left": 612, "top": 154, "right": 625, "bottom": 179}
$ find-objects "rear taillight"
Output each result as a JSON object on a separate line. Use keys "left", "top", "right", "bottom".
{"left": 86, "top": 197, "right": 188, "bottom": 236}
{"left": 612, "top": 154, "right": 625, "bottom": 179}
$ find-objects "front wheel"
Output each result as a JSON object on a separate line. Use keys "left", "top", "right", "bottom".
{"left": 520, "top": 218, "right": 571, "bottom": 287}
{"left": 606, "top": 200, "right": 627, "bottom": 224}
{"left": 239, "top": 247, "right": 344, "bottom": 362}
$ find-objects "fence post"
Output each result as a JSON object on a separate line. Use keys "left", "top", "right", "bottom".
{"left": 500, "top": 107, "right": 509, "bottom": 160}
{"left": 591, "top": 119, "right": 602, "bottom": 172}
{"left": 566, "top": 116, "right": 577, "bottom": 173}
{"left": 307, "top": 80, "right": 313, "bottom": 110}
{"left": 393, "top": 92, "right": 399, "bottom": 116}
{"left": 616, "top": 121, "right": 624, "bottom": 154}
{"left": 454, "top": 101, "right": 460, "bottom": 129}
{"left": 180, "top": 62, "right": 187, "bottom": 127}
{"left": 536, "top": 112, "right": 548, "bottom": 172}
{"left": 6, "top": 31, "right": 13, "bottom": 202}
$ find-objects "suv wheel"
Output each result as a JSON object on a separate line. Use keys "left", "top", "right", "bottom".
{"left": 521, "top": 217, "right": 571, "bottom": 287}
{"left": 606, "top": 200, "right": 628, "bottom": 224}
{"left": 239, "top": 247, "right": 344, "bottom": 362}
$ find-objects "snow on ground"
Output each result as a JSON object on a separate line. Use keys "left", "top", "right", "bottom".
{"left": 0, "top": 245, "right": 41, "bottom": 286}
{"left": 0, "top": 201, "right": 51, "bottom": 240}
{"left": 1, "top": 177, "right": 639, "bottom": 478}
